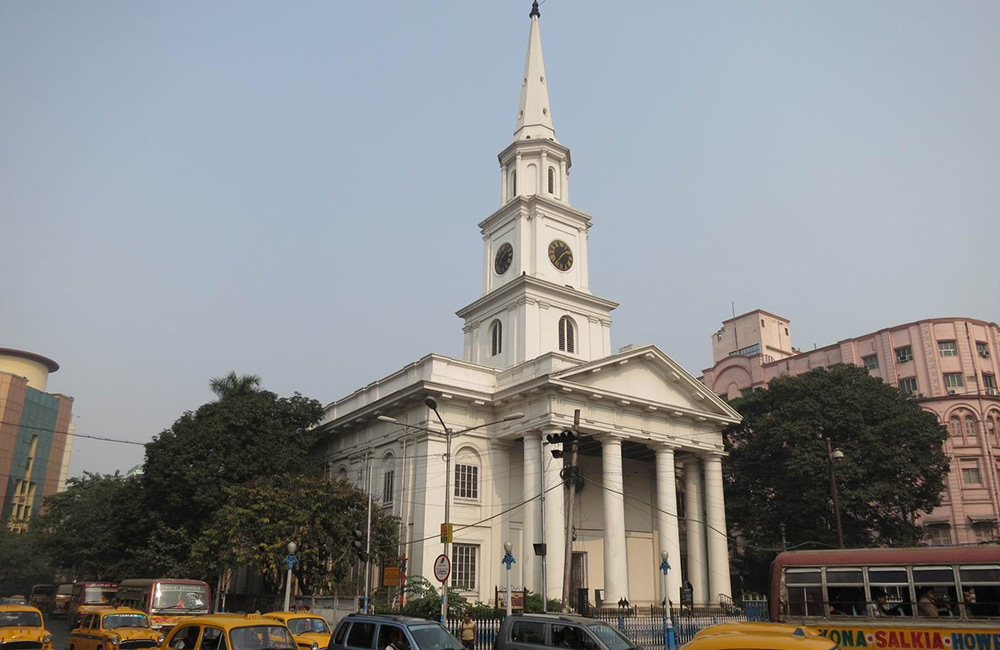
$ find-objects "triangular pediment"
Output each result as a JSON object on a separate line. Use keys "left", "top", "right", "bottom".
{"left": 551, "top": 345, "right": 741, "bottom": 422}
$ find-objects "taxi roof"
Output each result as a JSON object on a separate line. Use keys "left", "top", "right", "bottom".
{"left": 263, "top": 612, "right": 326, "bottom": 621}
{"left": 694, "top": 623, "right": 821, "bottom": 639}
{"left": 174, "top": 614, "right": 291, "bottom": 629}
{"left": 683, "top": 632, "right": 836, "bottom": 650}
{"left": 91, "top": 607, "right": 148, "bottom": 617}
{"left": 0, "top": 605, "right": 44, "bottom": 615}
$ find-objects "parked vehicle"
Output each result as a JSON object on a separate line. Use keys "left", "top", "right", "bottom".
{"left": 115, "top": 579, "right": 210, "bottom": 631}
{"left": 0, "top": 604, "right": 55, "bottom": 650}
{"left": 694, "top": 624, "right": 822, "bottom": 639}
{"left": 69, "top": 583, "right": 118, "bottom": 626}
{"left": 681, "top": 631, "right": 836, "bottom": 650}
{"left": 29, "top": 585, "right": 56, "bottom": 614}
{"left": 330, "top": 614, "right": 462, "bottom": 650}
{"left": 263, "top": 612, "right": 332, "bottom": 650}
{"left": 69, "top": 606, "right": 164, "bottom": 650}
{"left": 52, "top": 584, "right": 74, "bottom": 619}
{"left": 495, "top": 613, "right": 636, "bottom": 650}
{"left": 161, "top": 613, "right": 296, "bottom": 650}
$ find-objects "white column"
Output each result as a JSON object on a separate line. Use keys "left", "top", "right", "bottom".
{"left": 521, "top": 432, "right": 541, "bottom": 595}
{"left": 683, "top": 456, "right": 708, "bottom": 605}
{"left": 542, "top": 428, "right": 565, "bottom": 601}
{"left": 655, "top": 445, "right": 682, "bottom": 605}
{"left": 703, "top": 453, "right": 733, "bottom": 601}
{"left": 501, "top": 164, "right": 508, "bottom": 205}
{"left": 540, "top": 150, "right": 548, "bottom": 195}
{"left": 601, "top": 435, "right": 629, "bottom": 603}
{"left": 559, "top": 159, "right": 567, "bottom": 202}
{"left": 515, "top": 152, "right": 522, "bottom": 197}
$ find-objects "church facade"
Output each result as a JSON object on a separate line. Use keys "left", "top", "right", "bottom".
{"left": 316, "top": 4, "right": 739, "bottom": 608}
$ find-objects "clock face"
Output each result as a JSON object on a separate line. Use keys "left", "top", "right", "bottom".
{"left": 494, "top": 243, "right": 513, "bottom": 275}
{"left": 548, "top": 239, "right": 573, "bottom": 271}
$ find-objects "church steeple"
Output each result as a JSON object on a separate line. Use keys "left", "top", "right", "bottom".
{"left": 513, "top": 1, "right": 557, "bottom": 142}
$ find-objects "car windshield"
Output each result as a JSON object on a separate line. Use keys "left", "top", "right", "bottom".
{"left": 152, "top": 584, "right": 209, "bottom": 612}
{"left": 407, "top": 623, "right": 462, "bottom": 650}
{"left": 585, "top": 624, "right": 635, "bottom": 650}
{"left": 0, "top": 611, "right": 42, "bottom": 627}
{"left": 58, "top": 585, "right": 74, "bottom": 596}
{"left": 104, "top": 614, "right": 150, "bottom": 629}
{"left": 229, "top": 625, "right": 297, "bottom": 650}
{"left": 84, "top": 588, "right": 117, "bottom": 605}
{"left": 286, "top": 618, "right": 330, "bottom": 635}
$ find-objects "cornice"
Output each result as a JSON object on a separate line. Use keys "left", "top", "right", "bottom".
{"left": 456, "top": 274, "right": 619, "bottom": 319}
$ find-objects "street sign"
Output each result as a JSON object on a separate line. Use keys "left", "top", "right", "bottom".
{"left": 440, "top": 523, "right": 453, "bottom": 543}
{"left": 382, "top": 566, "right": 401, "bottom": 587}
{"left": 433, "top": 554, "right": 451, "bottom": 583}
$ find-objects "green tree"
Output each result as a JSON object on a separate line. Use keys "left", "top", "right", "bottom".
{"left": 401, "top": 576, "right": 467, "bottom": 619}
{"left": 209, "top": 372, "right": 262, "bottom": 400}
{"left": 32, "top": 473, "right": 146, "bottom": 580}
{"left": 141, "top": 383, "right": 324, "bottom": 576}
{"left": 193, "top": 474, "right": 398, "bottom": 594}
{"left": 724, "top": 364, "right": 949, "bottom": 591}
{"left": 0, "top": 525, "right": 52, "bottom": 595}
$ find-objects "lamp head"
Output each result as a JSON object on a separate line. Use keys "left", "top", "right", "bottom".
{"left": 504, "top": 541, "right": 513, "bottom": 553}
{"left": 424, "top": 397, "right": 438, "bottom": 410}
{"left": 660, "top": 550, "right": 669, "bottom": 562}
{"left": 376, "top": 415, "right": 397, "bottom": 423}
{"left": 503, "top": 412, "right": 525, "bottom": 422}
{"left": 832, "top": 449, "right": 845, "bottom": 461}
{"left": 287, "top": 541, "right": 298, "bottom": 554}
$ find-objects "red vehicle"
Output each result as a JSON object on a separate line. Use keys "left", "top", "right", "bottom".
{"left": 68, "top": 582, "right": 118, "bottom": 625}
{"left": 115, "top": 579, "right": 210, "bottom": 630}
{"left": 52, "top": 583, "right": 74, "bottom": 618}
{"left": 770, "top": 547, "right": 999, "bottom": 650}
{"left": 29, "top": 584, "right": 55, "bottom": 614}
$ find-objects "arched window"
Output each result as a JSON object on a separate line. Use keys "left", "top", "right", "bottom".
{"left": 490, "top": 319, "right": 502, "bottom": 357}
{"left": 965, "top": 416, "right": 978, "bottom": 441}
{"left": 987, "top": 412, "right": 1000, "bottom": 445}
{"left": 548, "top": 167, "right": 556, "bottom": 194}
{"left": 511, "top": 170, "right": 517, "bottom": 198}
{"left": 949, "top": 417, "right": 963, "bottom": 437}
{"left": 558, "top": 316, "right": 575, "bottom": 354}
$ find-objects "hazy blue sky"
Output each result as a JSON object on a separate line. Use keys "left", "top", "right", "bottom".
{"left": 2, "top": 1, "right": 998, "bottom": 477}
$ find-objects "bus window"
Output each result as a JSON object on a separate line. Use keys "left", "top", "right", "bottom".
{"left": 826, "top": 568, "right": 865, "bottom": 616}
{"left": 959, "top": 566, "right": 1000, "bottom": 618}
{"left": 913, "top": 567, "right": 957, "bottom": 618}
{"left": 785, "top": 568, "right": 823, "bottom": 617}
{"left": 867, "top": 567, "right": 910, "bottom": 617}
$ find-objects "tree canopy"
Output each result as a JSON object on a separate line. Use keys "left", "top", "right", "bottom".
{"left": 194, "top": 474, "right": 398, "bottom": 594}
{"left": 724, "top": 364, "right": 949, "bottom": 590}
{"left": 209, "top": 372, "right": 263, "bottom": 400}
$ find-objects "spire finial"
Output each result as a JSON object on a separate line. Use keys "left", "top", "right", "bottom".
{"left": 529, "top": 1, "right": 540, "bottom": 18}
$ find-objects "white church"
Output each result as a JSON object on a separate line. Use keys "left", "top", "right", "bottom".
{"left": 317, "top": 3, "right": 740, "bottom": 609}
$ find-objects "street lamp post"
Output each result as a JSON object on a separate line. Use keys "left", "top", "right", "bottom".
{"left": 659, "top": 551, "right": 675, "bottom": 650}
{"left": 502, "top": 541, "right": 516, "bottom": 617}
{"left": 283, "top": 541, "right": 299, "bottom": 612}
{"left": 377, "top": 401, "right": 524, "bottom": 623}
{"left": 825, "top": 437, "right": 845, "bottom": 549}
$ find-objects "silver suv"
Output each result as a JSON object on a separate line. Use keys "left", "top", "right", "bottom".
{"left": 329, "top": 614, "right": 462, "bottom": 650}
{"left": 495, "top": 614, "right": 637, "bottom": 650}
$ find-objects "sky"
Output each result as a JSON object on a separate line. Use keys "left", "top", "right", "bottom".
{"left": 2, "top": 1, "right": 998, "bottom": 478}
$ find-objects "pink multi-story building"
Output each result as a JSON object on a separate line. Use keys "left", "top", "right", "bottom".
{"left": 701, "top": 310, "right": 1000, "bottom": 546}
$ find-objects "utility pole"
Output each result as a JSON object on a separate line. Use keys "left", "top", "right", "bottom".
{"left": 364, "top": 452, "right": 373, "bottom": 612}
{"left": 561, "top": 409, "right": 581, "bottom": 611}
{"left": 826, "top": 437, "right": 845, "bottom": 549}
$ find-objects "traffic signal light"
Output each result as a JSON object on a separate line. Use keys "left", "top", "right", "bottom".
{"left": 351, "top": 529, "right": 368, "bottom": 561}
{"left": 545, "top": 429, "right": 579, "bottom": 457}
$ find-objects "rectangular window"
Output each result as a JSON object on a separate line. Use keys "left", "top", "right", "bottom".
{"left": 510, "top": 621, "right": 546, "bottom": 646}
{"left": 454, "top": 464, "right": 479, "bottom": 500}
{"left": 382, "top": 470, "right": 394, "bottom": 504}
{"left": 924, "top": 525, "right": 952, "bottom": 546}
{"left": 972, "top": 522, "right": 997, "bottom": 544}
{"left": 944, "top": 373, "right": 964, "bottom": 389}
{"left": 862, "top": 354, "right": 879, "bottom": 371}
{"left": 899, "top": 377, "right": 918, "bottom": 395}
{"left": 939, "top": 341, "right": 958, "bottom": 357}
{"left": 730, "top": 343, "right": 761, "bottom": 357}
{"left": 895, "top": 346, "right": 914, "bottom": 363}
{"left": 962, "top": 461, "right": 983, "bottom": 486}
{"left": 452, "top": 543, "right": 478, "bottom": 591}
{"left": 977, "top": 342, "right": 991, "bottom": 358}
{"left": 346, "top": 623, "right": 376, "bottom": 649}
{"left": 983, "top": 374, "right": 997, "bottom": 390}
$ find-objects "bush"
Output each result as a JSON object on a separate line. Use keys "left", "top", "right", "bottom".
{"left": 401, "top": 576, "right": 467, "bottom": 620}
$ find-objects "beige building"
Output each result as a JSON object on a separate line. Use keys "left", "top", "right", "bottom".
{"left": 702, "top": 310, "right": 1000, "bottom": 546}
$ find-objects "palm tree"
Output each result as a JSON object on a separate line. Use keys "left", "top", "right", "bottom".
{"left": 209, "top": 371, "right": 262, "bottom": 400}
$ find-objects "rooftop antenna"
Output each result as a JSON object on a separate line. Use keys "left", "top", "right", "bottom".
{"left": 731, "top": 301, "right": 736, "bottom": 319}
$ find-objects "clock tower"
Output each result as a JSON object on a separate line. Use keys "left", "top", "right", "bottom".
{"left": 457, "top": 1, "right": 617, "bottom": 370}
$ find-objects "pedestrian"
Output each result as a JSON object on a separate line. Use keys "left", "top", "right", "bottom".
{"left": 460, "top": 612, "right": 477, "bottom": 650}
{"left": 918, "top": 587, "right": 939, "bottom": 618}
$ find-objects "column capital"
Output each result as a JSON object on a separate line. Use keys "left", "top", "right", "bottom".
{"left": 522, "top": 430, "right": 542, "bottom": 441}
{"left": 594, "top": 432, "right": 627, "bottom": 444}
{"left": 699, "top": 449, "right": 728, "bottom": 460}
{"left": 650, "top": 440, "right": 681, "bottom": 453}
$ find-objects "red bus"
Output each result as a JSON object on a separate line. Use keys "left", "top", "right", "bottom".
{"left": 115, "top": 579, "right": 210, "bottom": 630}
{"left": 69, "top": 582, "right": 118, "bottom": 625}
{"left": 770, "top": 547, "right": 999, "bottom": 650}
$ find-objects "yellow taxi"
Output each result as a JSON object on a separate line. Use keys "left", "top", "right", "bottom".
{"left": 69, "top": 607, "right": 164, "bottom": 650}
{"left": 681, "top": 630, "right": 837, "bottom": 650}
{"left": 0, "top": 604, "right": 55, "bottom": 650}
{"left": 694, "top": 623, "right": 823, "bottom": 639}
{"left": 160, "top": 614, "right": 297, "bottom": 650}
{"left": 263, "top": 612, "right": 332, "bottom": 650}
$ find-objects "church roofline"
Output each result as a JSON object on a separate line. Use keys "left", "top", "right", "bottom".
{"left": 455, "top": 273, "right": 619, "bottom": 319}
{"left": 497, "top": 138, "right": 572, "bottom": 167}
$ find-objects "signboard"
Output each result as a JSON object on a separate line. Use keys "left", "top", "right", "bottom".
{"left": 382, "top": 566, "right": 401, "bottom": 587}
{"left": 433, "top": 554, "right": 451, "bottom": 583}
{"left": 813, "top": 626, "right": 1000, "bottom": 650}
{"left": 440, "top": 523, "right": 453, "bottom": 543}
{"left": 494, "top": 587, "right": 525, "bottom": 610}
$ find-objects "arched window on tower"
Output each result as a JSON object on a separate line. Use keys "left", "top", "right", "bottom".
{"left": 548, "top": 167, "right": 555, "bottom": 194}
{"left": 490, "top": 319, "right": 503, "bottom": 357}
{"left": 511, "top": 170, "right": 517, "bottom": 199}
{"left": 558, "top": 316, "right": 575, "bottom": 354}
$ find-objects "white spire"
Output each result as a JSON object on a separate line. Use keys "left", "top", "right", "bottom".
{"left": 513, "top": 1, "right": 557, "bottom": 142}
